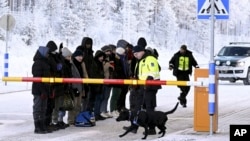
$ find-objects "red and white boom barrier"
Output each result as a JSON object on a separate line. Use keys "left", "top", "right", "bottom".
{"left": 2, "top": 77, "right": 208, "bottom": 86}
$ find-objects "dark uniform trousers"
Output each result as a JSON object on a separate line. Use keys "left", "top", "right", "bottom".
{"left": 129, "top": 86, "right": 144, "bottom": 111}
{"left": 176, "top": 72, "right": 190, "bottom": 98}
{"left": 33, "top": 95, "right": 48, "bottom": 122}
{"left": 129, "top": 85, "right": 159, "bottom": 131}
{"left": 144, "top": 89, "right": 157, "bottom": 112}
{"left": 129, "top": 86, "right": 157, "bottom": 112}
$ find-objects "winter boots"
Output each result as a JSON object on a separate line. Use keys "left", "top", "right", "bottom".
{"left": 34, "top": 120, "right": 52, "bottom": 134}
{"left": 56, "top": 121, "right": 69, "bottom": 129}
{"left": 178, "top": 96, "right": 187, "bottom": 108}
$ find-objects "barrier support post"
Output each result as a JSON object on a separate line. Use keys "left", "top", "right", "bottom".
{"left": 194, "top": 68, "right": 218, "bottom": 132}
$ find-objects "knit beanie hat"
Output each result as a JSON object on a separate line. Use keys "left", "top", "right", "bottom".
{"left": 101, "top": 45, "right": 112, "bottom": 52}
{"left": 132, "top": 45, "right": 145, "bottom": 53}
{"left": 62, "top": 47, "right": 72, "bottom": 57}
{"left": 117, "top": 39, "right": 128, "bottom": 48}
{"left": 109, "top": 44, "right": 116, "bottom": 50}
{"left": 137, "top": 37, "right": 147, "bottom": 48}
{"left": 94, "top": 50, "right": 106, "bottom": 58}
{"left": 72, "top": 49, "right": 84, "bottom": 57}
{"left": 180, "top": 45, "right": 187, "bottom": 50}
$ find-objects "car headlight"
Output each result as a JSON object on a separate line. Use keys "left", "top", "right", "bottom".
{"left": 215, "top": 60, "right": 220, "bottom": 65}
{"left": 236, "top": 61, "right": 245, "bottom": 67}
{"left": 226, "top": 61, "right": 231, "bottom": 65}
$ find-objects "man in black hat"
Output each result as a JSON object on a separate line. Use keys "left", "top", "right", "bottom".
{"left": 123, "top": 44, "right": 161, "bottom": 135}
{"left": 132, "top": 45, "right": 161, "bottom": 111}
{"left": 169, "top": 45, "right": 199, "bottom": 107}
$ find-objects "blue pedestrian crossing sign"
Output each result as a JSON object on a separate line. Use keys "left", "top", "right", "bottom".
{"left": 197, "top": 0, "right": 229, "bottom": 19}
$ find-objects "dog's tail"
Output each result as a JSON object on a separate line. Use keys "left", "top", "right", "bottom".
{"left": 164, "top": 102, "right": 179, "bottom": 115}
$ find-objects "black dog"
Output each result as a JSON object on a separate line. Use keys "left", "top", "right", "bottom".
{"left": 116, "top": 102, "right": 179, "bottom": 140}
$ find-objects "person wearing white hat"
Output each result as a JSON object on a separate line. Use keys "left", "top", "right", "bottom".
{"left": 52, "top": 47, "right": 73, "bottom": 129}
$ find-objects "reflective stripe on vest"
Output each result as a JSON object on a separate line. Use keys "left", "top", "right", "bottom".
{"left": 178, "top": 56, "right": 189, "bottom": 71}
{"left": 138, "top": 56, "right": 160, "bottom": 80}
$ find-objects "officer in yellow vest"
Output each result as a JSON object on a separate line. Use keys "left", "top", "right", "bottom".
{"left": 169, "top": 45, "right": 199, "bottom": 107}
{"left": 132, "top": 44, "right": 161, "bottom": 135}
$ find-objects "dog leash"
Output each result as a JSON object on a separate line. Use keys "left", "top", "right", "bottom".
{"left": 132, "top": 111, "right": 140, "bottom": 125}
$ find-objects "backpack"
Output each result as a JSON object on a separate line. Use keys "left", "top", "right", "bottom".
{"left": 75, "top": 111, "right": 96, "bottom": 127}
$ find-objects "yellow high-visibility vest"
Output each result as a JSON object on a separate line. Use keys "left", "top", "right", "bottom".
{"left": 178, "top": 56, "right": 189, "bottom": 71}
{"left": 136, "top": 56, "right": 160, "bottom": 80}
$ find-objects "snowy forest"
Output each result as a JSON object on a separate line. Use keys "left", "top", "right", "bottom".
{"left": 0, "top": 0, "right": 250, "bottom": 54}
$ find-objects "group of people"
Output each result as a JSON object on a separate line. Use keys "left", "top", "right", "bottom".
{"left": 31, "top": 37, "right": 199, "bottom": 135}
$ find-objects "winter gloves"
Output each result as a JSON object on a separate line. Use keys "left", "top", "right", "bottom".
{"left": 195, "top": 65, "right": 200, "bottom": 68}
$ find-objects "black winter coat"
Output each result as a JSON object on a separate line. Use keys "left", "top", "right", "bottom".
{"left": 32, "top": 50, "right": 51, "bottom": 96}
{"left": 63, "top": 59, "right": 73, "bottom": 91}
{"left": 77, "top": 37, "right": 94, "bottom": 76}
{"left": 48, "top": 53, "right": 65, "bottom": 97}
{"left": 169, "top": 50, "right": 198, "bottom": 76}
{"left": 89, "top": 54, "right": 105, "bottom": 94}
{"left": 113, "top": 54, "right": 129, "bottom": 79}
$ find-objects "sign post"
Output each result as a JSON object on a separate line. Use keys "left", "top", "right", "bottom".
{"left": 0, "top": 14, "right": 16, "bottom": 85}
{"left": 209, "top": 0, "right": 216, "bottom": 136}
{"left": 197, "top": 0, "right": 229, "bottom": 135}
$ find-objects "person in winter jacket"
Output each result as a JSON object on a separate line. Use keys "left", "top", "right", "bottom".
{"left": 77, "top": 37, "right": 94, "bottom": 78}
{"left": 130, "top": 37, "right": 148, "bottom": 78}
{"left": 45, "top": 40, "right": 62, "bottom": 131}
{"left": 52, "top": 46, "right": 72, "bottom": 129}
{"left": 76, "top": 37, "right": 96, "bottom": 112}
{"left": 100, "top": 45, "right": 115, "bottom": 118}
{"left": 109, "top": 39, "right": 130, "bottom": 117}
{"left": 49, "top": 43, "right": 71, "bottom": 129}
{"left": 91, "top": 50, "right": 106, "bottom": 120}
{"left": 67, "top": 49, "right": 87, "bottom": 125}
{"left": 169, "top": 45, "right": 199, "bottom": 107}
{"left": 32, "top": 46, "right": 52, "bottom": 134}
{"left": 124, "top": 44, "right": 162, "bottom": 135}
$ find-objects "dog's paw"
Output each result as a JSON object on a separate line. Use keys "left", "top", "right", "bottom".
{"left": 119, "top": 135, "right": 123, "bottom": 138}
{"left": 141, "top": 137, "right": 146, "bottom": 140}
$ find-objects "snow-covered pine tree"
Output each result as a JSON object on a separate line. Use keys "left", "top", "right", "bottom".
{"left": 71, "top": 0, "right": 93, "bottom": 36}
{"left": 0, "top": 0, "right": 9, "bottom": 41}
{"left": 129, "top": 0, "right": 156, "bottom": 44}
{"left": 59, "top": 7, "right": 82, "bottom": 47}
{"left": 0, "top": 0, "right": 8, "bottom": 14}
{"left": 154, "top": 0, "right": 177, "bottom": 48}
{"left": 106, "top": 0, "right": 124, "bottom": 43}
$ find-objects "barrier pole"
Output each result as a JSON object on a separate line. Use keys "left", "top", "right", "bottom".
{"left": 4, "top": 53, "right": 9, "bottom": 86}
{"left": 1, "top": 77, "right": 207, "bottom": 86}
